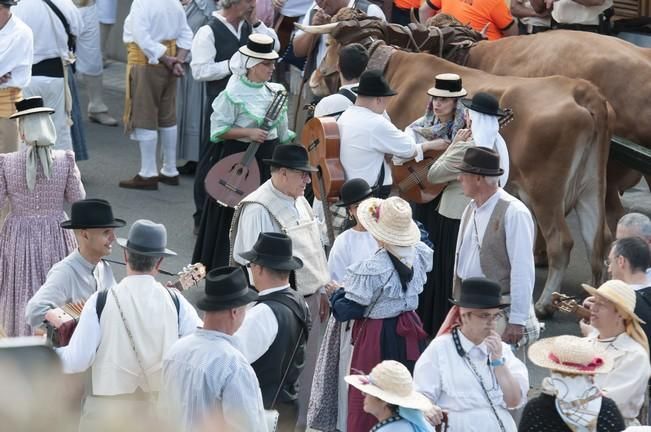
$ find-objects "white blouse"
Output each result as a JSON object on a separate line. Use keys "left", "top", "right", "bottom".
{"left": 327, "top": 228, "right": 378, "bottom": 282}
{"left": 414, "top": 330, "right": 529, "bottom": 432}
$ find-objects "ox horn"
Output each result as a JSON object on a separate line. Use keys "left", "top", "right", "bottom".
{"left": 294, "top": 22, "right": 338, "bottom": 34}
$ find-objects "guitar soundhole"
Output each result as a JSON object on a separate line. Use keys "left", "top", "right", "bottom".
{"left": 237, "top": 167, "right": 243, "bottom": 175}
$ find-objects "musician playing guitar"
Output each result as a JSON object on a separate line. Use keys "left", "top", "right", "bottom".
{"left": 193, "top": 34, "right": 294, "bottom": 272}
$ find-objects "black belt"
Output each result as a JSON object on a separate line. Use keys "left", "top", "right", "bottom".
{"left": 554, "top": 22, "right": 600, "bottom": 32}
{"left": 32, "top": 57, "right": 64, "bottom": 78}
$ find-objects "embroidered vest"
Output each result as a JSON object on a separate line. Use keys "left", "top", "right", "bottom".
{"left": 230, "top": 180, "right": 330, "bottom": 296}
{"left": 206, "top": 17, "right": 251, "bottom": 101}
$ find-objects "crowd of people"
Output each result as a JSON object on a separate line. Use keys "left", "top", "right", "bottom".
{"left": 0, "top": 0, "right": 650, "bottom": 431}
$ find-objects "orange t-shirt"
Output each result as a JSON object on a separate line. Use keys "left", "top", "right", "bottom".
{"left": 428, "top": 0, "right": 515, "bottom": 40}
{"left": 396, "top": 0, "right": 422, "bottom": 10}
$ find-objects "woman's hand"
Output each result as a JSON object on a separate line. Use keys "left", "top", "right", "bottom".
{"left": 484, "top": 330, "right": 504, "bottom": 361}
{"left": 325, "top": 280, "right": 342, "bottom": 296}
{"left": 452, "top": 128, "right": 472, "bottom": 144}
{"left": 423, "top": 138, "right": 451, "bottom": 152}
{"left": 425, "top": 405, "right": 445, "bottom": 426}
{"left": 248, "top": 128, "right": 268, "bottom": 143}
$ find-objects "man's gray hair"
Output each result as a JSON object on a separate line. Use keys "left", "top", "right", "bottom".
{"left": 127, "top": 250, "right": 160, "bottom": 272}
{"left": 617, "top": 212, "right": 651, "bottom": 240}
{"left": 218, "top": 0, "right": 244, "bottom": 9}
{"left": 483, "top": 176, "right": 500, "bottom": 187}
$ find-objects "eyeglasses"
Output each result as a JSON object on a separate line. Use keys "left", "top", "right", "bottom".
{"left": 468, "top": 311, "right": 505, "bottom": 322}
{"left": 287, "top": 169, "right": 311, "bottom": 179}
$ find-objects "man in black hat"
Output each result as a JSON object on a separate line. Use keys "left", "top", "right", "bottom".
{"left": 25, "top": 199, "right": 126, "bottom": 330}
{"left": 230, "top": 143, "right": 330, "bottom": 429}
{"left": 453, "top": 147, "right": 537, "bottom": 348}
{"left": 160, "top": 266, "right": 268, "bottom": 431}
{"left": 338, "top": 69, "right": 442, "bottom": 198}
{"left": 234, "top": 232, "right": 311, "bottom": 430}
{"left": 56, "top": 219, "right": 202, "bottom": 431}
{"left": 413, "top": 277, "right": 528, "bottom": 430}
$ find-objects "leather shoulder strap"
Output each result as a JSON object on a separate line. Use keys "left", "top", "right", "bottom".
{"left": 42, "top": 0, "right": 75, "bottom": 51}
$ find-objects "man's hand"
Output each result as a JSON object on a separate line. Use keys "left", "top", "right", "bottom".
{"left": 0, "top": 72, "right": 11, "bottom": 85}
{"left": 319, "top": 292, "right": 330, "bottom": 322}
{"left": 485, "top": 330, "right": 505, "bottom": 360}
{"left": 312, "top": 8, "right": 331, "bottom": 25}
{"left": 272, "top": 0, "right": 287, "bottom": 9}
{"left": 159, "top": 55, "right": 178, "bottom": 71}
{"left": 582, "top": 295, "right": 595, "bottom": 310}
{"left": 172, "top": 62, "right": 185, "bottom": 77}
{"left": 425, "top": 405, "right": 445, "bottom": 426}
{"left": 501, "top": 323, "right": 524, "bottom": 345}
{"left": 247, "top": 2, "right": 260, "bottom": 26}
{"left": 452, "top": 128, "right": 472, "bottom": 144}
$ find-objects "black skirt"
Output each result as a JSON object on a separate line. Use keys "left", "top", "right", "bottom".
{"left": 192, "top": 138, "right": 278, "bottom": 271}
{"left": 412, "top": 199, "right": 461, "bottom": 336}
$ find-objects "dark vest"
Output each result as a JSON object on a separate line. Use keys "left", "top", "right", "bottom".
{"left": 205, "top": 17, "right": 252, "bottom": 101}
{"left": 251, "top": 288, "right": 311, "bottom": 408}
{"left": 635, "top": 286, "right": 651, "bottom": 354}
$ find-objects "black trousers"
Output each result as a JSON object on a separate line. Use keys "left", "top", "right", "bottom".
{"left": 275, "top": 400, "right": 299, "bottom": 432}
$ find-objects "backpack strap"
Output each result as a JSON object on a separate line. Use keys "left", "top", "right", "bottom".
{"left": 338, "top": 87, "right": 357, "bottom": 104}
{"left": 96, "top": 288, "right": 180, "bottom": 328}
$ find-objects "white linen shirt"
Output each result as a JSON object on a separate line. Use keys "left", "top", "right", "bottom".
{"left": 313, "top": 84, "right": 356, "bottom": 118}
{"left": 13, "top": 0, "right": 82, "bottom": 64}
{"left": 338, "top": 105, "right": 423, "bottom": 186}
{"left": 123, "top": 0, "right": 194, "bottom": 64}
{"left": 56, "top": 275, "right": 203, "bottom": 374}
{"left": 234, "top": 285, "right": 289, "bottom": 363}
{"left": 294, "top": 0, "right": 385, "bottom": 69}
{"left": 455, "top": 188, "right": 535, "bottom": 325}
{"left": 0, "top": 14, "right": 33, "bottom": 89}
{"left": 25, "top": 249, "right": 116, "bottom": 328}
{"left": 414, "top": 330, "right": 529, "bottom": 432}
{"left": 190, "top": 12, "right": 279, "bottom": 82}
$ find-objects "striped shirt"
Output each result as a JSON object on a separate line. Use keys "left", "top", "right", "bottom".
{"left": 159, "top": 328, "right": 268, "bottom": 431}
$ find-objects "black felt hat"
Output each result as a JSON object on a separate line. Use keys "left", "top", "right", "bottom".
{"left": 263, "top": 144, "right": 317, "bottom": 172}
{"left": 239, "top": 232, "right": 303, "bottom": 271}
{"left": 197, "top": 266, "right": 259, "bottom": 312}
{"left": 455, "top": 147, "right": 504, "bottom": 177}
{"left": 451, "top": 277, "right": 509, "bottom": 309}
{"left": 0, "top": 0, "right": 18, "bottom": 6}
{"left": 460, "top": 92, "right": 505, "bottom": 117}
{"left": 353, "top": 70, "right": 397, "bottom": 97}
{"left": 335, "top": 178, "right": 375, "bottom": 207}
{"left": 60, "top": 199, "right": 126, "bottom": 229}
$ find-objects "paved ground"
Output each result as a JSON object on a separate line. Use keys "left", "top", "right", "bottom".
{"left": 78, "top": 63, "right": 651, "bottom": 389}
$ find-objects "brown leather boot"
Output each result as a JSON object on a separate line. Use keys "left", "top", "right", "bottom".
{"left": 118, "top": 175, "right": 158, "bottom": 190}
{"left": 158, "top": 173, "right": 180, "bottom": 186}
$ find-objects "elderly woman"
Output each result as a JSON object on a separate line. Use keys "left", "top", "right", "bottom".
{"left": 413, "top": 277, "right": 529, "bottom": 432}
{"left": 330, "top": 195, "right": 432, "bottom": 432}
{"left": 346, "top": 360, "right": 435, "bottom": 432}
{"left": 520, "top": 335, "right": 626, "bottom": 432}
{"left": 0, "top": 97, "right": 85, "bottom": 336}
{"left": 580, "top": 280, "right": 651, "bottom": 426}
{"left": 192, "top": 34, "right": 294, "bottom": 272}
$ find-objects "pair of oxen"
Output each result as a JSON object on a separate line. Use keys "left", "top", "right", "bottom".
{"left": 299, "top": 14, "right": 651, "bottom": 315}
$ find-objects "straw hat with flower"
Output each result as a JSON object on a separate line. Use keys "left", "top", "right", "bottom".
{"left": 357, "top": 196, "right": 420, "bottom": 247}
{"left": 582, "top": 279, "right": 645, "bottom": 324}
{"left": 345, "top": 360, "right": 432, "bottom": 411}
{"left": 528, "top": 335, "right": 614, "bottom": 375}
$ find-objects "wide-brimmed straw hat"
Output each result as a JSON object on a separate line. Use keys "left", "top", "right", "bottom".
{"left": 239, "top": 34, "right": 279, "bottom": 60}
{"left": 345, "top": 360, "right": 433, "bottom": 411}
{"left": 357, "top": 196, "right": 420, "bottom": 247}
{"left": 528, "top": 335, "right": 614, "bottom": 375}
{"left": 427, "top": 73, "right": 467, "bottom": 98}
{"left": 582, "top": 279, "right": 645, "bottom": 324}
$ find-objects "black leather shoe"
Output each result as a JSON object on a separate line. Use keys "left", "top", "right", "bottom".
{"left": 158, "top": 174, "right": 180, "bottom": 186}
{"left": 177, "top": 161, "right": 197, "bottom": 176}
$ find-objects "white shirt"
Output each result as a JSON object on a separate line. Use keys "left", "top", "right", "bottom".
{"left": 234, "top": 285, "right": 289, "bottom": 363}
{"left": 456, "top": 188, "right": 535, "bottom": 325}
{"left": 294, "top": 0, "right": 385, "bottom": 68}
{"left": 13, "top": 0, "right": 82, "bottom": 64}
{"left": 414, "top": 330, "right": 529, "bottom": 432}
{"left": 190, "top": 12, "right": 279, "bottom": 82}
{"left": 56, "top": 275, "right": 203, "bottom": 374}
{"left": 590, "top": 332, "right": 651, "bottom": 422}
{"left": 338, "top": 105, "right": 423, "bottom": 186}
{"left": 281, "top": 0, "right": 313, "bottom": 17}
{"left": 0, "top": 14, "right": 33, "bottom": 89}
{"left": 123, "top": 0, "right": 194, "bottom": 64}
{"left": 313, "top": 84, "right": 356, "bottom": 118}
{"left": 328, "top": 228, "right": 378, "bottom": 282}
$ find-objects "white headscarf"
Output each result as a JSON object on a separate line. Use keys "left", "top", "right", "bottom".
{"left": 17, "top": 113, "right": 57, "bottom": 191}
{"left": 541, "top": 372, "right": 602, "bottom": 432}
{"left": 229, "top": 52, "right": 265, "bottom": 77}
{"left": 469, "top": 110, "right": 510, "bottom": 187}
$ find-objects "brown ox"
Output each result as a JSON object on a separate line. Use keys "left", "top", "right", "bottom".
{"left": 304, "top": 33, "right": 613, "bottom": 315}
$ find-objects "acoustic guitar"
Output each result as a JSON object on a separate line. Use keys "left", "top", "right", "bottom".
{"left": 550, "top": 291, "right": 591, "bottom": 321}
{"left": 301, "top": 116, "right": 346, "bottom": 247}
{"left": 43, "top": 263, "right": 207, "bottom": 347}
{"left": 205, "top": 90, "right": 288, "bottom": 208}
{"left": 391, "top": 108, "right": 514, "bottom": 204}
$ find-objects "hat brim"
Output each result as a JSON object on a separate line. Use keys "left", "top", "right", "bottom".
{"left": 449, "top": 298, "right": 509, "bottom": 309}
{"left": 351, "top": 86, "right": 398, "bottom": 97}
{"left": 9, "top": 107, "right": 55, "bottom": 119}
{"left": 239, "top": 46, "right": 279, "bottom": 60}
{"left": 344, "top": 375, "right": 433, "bottom": 411}
{"left": 60, "top": 218, "right": 127, "bottom": 230}
{"left": 334, "top": 188, "right": 376, "bottom": 207}
{"left": 357, "top": 198, "right": 420, "bottom": 247}
{"left": 238, "top": 251, "right": 303, "bottom": 271}
{"left": 582, "top": 284, "right": 645, "bottom": 324}
{"left": 262, "top": 159, "right": 318, "bottom": 172}
{"left": 460, "top": 98, "right": 506, "bottom": 117}
{"left": 454, "top": 162, "right": 504, "bottom": 177}
{"left": 196, "top": 287, "right": 259, "bottom": 312}
{"left": 427, "top": 88, "right": 467, "bottom": 98}
{"left": 116, "top": 237, "right": 177, "bottom": 257}
{"left": 528, "top": 337, "right": 614, "bottom": 375}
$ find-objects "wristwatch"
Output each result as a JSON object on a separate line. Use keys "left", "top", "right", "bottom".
{"left": 490, "top": 357, "right": 506, "bottom": 367}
